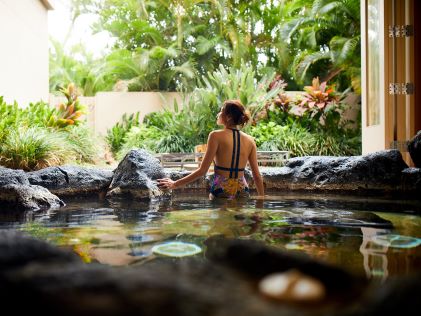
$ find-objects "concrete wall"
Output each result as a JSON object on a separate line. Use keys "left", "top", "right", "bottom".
{"left": 0, "top": 0, "right": 50, "bottom": 106}
{"left": 50, "top": 92, "right": 183, "bottom": 136}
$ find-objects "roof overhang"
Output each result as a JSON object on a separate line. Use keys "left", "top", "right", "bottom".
{"left": 40, "top": 0, "right": 54, "bottom": 10}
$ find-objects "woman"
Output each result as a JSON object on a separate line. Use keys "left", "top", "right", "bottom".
{"left": 157, "top": 100, "right": 264, "bottom": 199}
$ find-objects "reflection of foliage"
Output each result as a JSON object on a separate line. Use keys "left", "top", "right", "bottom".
{"left": 21, "top": 222, "right": 51, "bottom": 240}
{"left": 20, "top": 223, "right": 108, "bottom": 263}
{"left": 264, "top": 226, "right": 340, "bottom": 248}
{"left": 161, "top": 209, "right": 259, "bottom": 238}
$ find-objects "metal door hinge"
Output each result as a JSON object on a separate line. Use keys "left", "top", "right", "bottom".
{"left": 401, "top": 25, "right": 414, "bottom": 37}
{"left": 388, "top": 25, "right": 414, "bottom": 37}
{"left": 401, "top": 83, "right": 414, "bottom": 95}
{"left": 388, "top": 82, "right": 414, "bottom": 95}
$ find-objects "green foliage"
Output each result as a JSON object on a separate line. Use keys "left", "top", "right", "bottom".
{"left": 0, "top": 127, "right": 73, "bottom": 171}
{"left": 49, "top": 39, "right": 114, "bottom": 96}
{"left": 66, "top": 0, "right": 360, "bottom": 93}
{"left": 106, "top": 112, "right": 141, "bottom": 156}
{"left": 249, "top": 122, "right": 317, "bottom": 157}
{"left": 116, "top": 125, "right": 162, "bottom": 159}
{"left": 0, "top": 95, "right": 99, "bottom": 170}
{"left": 64, "top": 125, "right": 99, "bottom": 164}
{"left": 281, "top": 0, "right": 361, "bottom": 91}
{"left": 115, "top": 64, "right": 283, "bottom": 157}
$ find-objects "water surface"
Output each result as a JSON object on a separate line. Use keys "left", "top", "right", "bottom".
{"left": 1, "top": 192, "right": 420, "bottom": 280}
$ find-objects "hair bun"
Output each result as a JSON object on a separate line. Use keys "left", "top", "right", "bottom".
{"left": 222, "top": 100, "right": 250, "bottom": 127}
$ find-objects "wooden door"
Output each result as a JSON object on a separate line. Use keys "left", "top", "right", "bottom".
{"left": 384, "top": 0, "right": 416, "bottom": 165}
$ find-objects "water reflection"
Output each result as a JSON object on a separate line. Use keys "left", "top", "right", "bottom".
{"left": 0, "top": 193, "right": 420, "bottom": 279}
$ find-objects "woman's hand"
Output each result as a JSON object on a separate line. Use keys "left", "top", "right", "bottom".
{"left": 157, "top": 178, "right": 177, "bottom": 189}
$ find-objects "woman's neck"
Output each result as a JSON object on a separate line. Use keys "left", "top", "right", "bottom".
{"left": 224, "top": 125, "right": 238, "bottom": 130}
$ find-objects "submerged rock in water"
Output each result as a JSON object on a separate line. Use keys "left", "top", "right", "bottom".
{"left": 285, "top": 210, "right": 393, "bottom": 229}
{"left": 107, "top": 149, "right": 169, "bottom": 200}
{"left": 0, "top": 184, "right": 65, "bottom": 211}
{"left": 27, "top": 165, "right": 113, "bottom": 197}
{"left": 408, "top": 130, "right": 421, "bottom": 168}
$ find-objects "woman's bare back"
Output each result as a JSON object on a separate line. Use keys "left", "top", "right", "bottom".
{"left": 213, "top": 129, "right": 254, "bottom": 178}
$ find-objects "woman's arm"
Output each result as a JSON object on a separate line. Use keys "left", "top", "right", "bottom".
{"left": 157, "top": 132, "right": 219, "bottom": 189}
{"left": 248, "top": 140, "right": 265, "bottom": 196}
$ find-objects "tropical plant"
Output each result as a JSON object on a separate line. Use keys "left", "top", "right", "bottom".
{"left": 64, "top": 125, "right": 100, "bottom": 164}
{"left": 280, "top": 0, "right": 361, "bottom": 92}
{"left": 70, "top": 0, "right": 361, "bottom": 92}
{"left": 106, "top": 112, "right": 141, "bottom": 156}
{"left": 0, "top": 94, "right": 99, "bottom": 170}
{"left": 249, "top": 122, "right": 317, "bottom": 157}
{"left": 100, "top": 47, "right": 197, "bottom": 91}
{"left": 48, "top": 83, "right": 87, "bottom": 127}
{"left": 0, "top": 127, "right": 72, "bottom": 171}
{"left": 49, "top": 39, "right": 114, "bottom": 95}
{"left": 116, "top": 125, "right": 163, "bottom": 159}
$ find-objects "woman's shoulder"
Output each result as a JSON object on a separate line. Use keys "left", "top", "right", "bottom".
{"left": 240, "top": 131, "right": 256, "bottom": 143}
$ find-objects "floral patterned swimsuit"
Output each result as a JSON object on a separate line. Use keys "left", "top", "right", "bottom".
{"left": 210, "top": 128, "right": 250, "bottom": 199}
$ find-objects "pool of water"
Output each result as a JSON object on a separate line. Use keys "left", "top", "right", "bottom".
{"left": 1, "top": 192, "right": 420, "bottom": 280}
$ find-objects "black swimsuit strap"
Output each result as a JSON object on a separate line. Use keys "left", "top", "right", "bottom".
{"left": 234, "top": 129, "right": 240, "bottom": 178}
{"left": 214, "top": 129, "right": 242, "bottom": 178}
{"left": 229, "top": 128, "right": 236, "bottom": 178}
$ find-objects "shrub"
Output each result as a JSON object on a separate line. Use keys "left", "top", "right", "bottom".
{"left": 106, "top": 112, "right": 141, "bottom": 156}
{"left": 64, "top": 125, "right": 100, "bottom": 164}
{"left": 0, "top": 127, "right": 72, "bottom": 171}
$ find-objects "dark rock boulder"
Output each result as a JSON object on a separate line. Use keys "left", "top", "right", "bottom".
{"left": 0, "top": 232, "right": 419, "bottom": 316}
{"left": 0, "top": 230, "right": 80, "bottom": 270}
{"left": 0, "top": 166, "right": 29, "bottom": 186}
{"left": 204, "top": 236, "right": 366, "bottom": 298}
{"left": 401, "top": 167, "right": 421, "bottom": 191}
{"left": 167, "top": 169, "right": 209, "bottom": 191}
{"left": 408, "top": 130, "right": 421, "bottom": 167}
{"left": 108, "top": 149, "right": 169, "bottom": 200}
{"left": 27, "top": 165, "right": 113, "bottom": 197}
{"left": 261, "top": 150, "right": 409, "bottom": 192}
{"left": 350, "top": 272, "right": 421, "bottom": 316}
{"left": 0, "top": 184, "right": 65, "bottom": 211}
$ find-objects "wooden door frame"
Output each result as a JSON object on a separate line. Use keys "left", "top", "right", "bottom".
{"left": 384, "top": 0, "right": 416, "bottom": 165}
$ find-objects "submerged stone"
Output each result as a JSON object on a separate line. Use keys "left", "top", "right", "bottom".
{"left": 151, "top": 241, "right": 202, "bottom": 257}
{"left": 0, "top": 184, "right": 65, "bottom": 211}
{"left": 285, "top": 210, "right": 393, "bottom": 229}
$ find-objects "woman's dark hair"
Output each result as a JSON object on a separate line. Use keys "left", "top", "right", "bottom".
{"left": 222, "top": 100, "right": 250, "bottom": 127}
